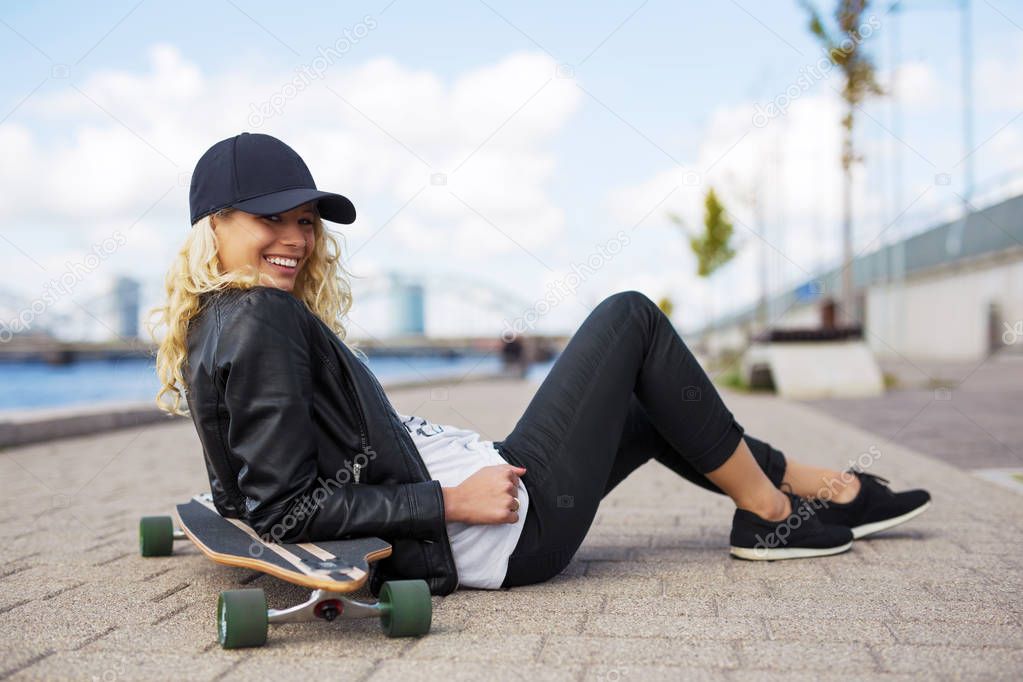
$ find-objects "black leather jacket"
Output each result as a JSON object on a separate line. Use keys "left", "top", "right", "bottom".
{"left": 183, "top": 286, "right": 459, "bottom": 595}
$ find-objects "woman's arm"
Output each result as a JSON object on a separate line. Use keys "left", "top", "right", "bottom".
{"left": 215, "top": 288, "right": 446, "bottom": 544}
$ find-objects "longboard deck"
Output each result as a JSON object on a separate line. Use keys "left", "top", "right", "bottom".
{"left": 175, "top": 494, "right": 391, "bottom": 592}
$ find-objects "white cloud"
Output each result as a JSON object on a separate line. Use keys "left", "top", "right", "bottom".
{"left": 8, "top": 36, "right": 1019, "bottom": 340}
{"left": 1, "top": 44, "right": 583, "bottom": 338}
{"left": 977, "top": 45, "right": 1023, "bottom": 111}
{"left": 603, "top": 91, "right": 900, "bottom": 329}
{"left": 889, "top": 60, "right": 942, "bottom": 110}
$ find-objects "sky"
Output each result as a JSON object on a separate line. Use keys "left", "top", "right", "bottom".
{"left": 1, "top": 0, "right": 1022, "bottom": 340}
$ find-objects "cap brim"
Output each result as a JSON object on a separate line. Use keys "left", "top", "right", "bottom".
{"left": 231, "top": 187, "right": 356, "bottom": 224}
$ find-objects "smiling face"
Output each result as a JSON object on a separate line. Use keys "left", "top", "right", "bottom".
{"left": 212, "top": 202, "right": 317, "bottom": 293}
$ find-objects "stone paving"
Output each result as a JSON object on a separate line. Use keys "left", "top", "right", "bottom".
{"left": 808, "top": 351, "right": 1023, "bottom": 472}
{"left": 0, "top": 379, "right": 1021, "bottom": 680}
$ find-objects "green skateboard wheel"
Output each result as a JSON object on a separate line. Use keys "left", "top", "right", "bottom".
{"left": 379, "top": 579, "right": 432, "bottom": 637}
{"left": 217, "top": 589, "right": 268, "bottom": 649}
{"left": 138, "top": 516, "right": 174, "bottom": 557}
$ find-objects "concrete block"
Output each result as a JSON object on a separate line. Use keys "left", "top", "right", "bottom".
{"left": 742, "top": 341, "right": 884, "bottom": 398}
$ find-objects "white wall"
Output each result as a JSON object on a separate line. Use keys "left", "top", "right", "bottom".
{"left": 696, "top": 250, "right": 1023, "bottom": 363}
{"left": 866, "top": 254, "right": 1023, "bottom": 362}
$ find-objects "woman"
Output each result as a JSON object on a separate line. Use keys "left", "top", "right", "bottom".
{"left": 150, "top": 133, "right": 931, "bottom": 595}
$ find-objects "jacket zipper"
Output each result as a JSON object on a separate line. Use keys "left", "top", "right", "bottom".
{"left": 334, "top": 345, "right": 459, "bottom": 590}
{"left": 334, "top": 353, "right": 371, "bottom": 484}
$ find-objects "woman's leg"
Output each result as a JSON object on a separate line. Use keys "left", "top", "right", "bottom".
{"left": 602, "top": 394, "right": 788, "bottom": 499}
{"left": 602, "top": 398, "right": 861, "bottom": 513}
{"left": 603, "top": 397, "right": 859, "bottom": 507}
{"left": 494, "top": 291, "right": 790, "bottom": 586}
{"left": 781, "top": 460, "right": 861, "bottom": 503}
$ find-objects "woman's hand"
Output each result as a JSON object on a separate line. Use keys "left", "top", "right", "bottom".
{"left": 442, "top": 464, "right": 527, "bottom": 524}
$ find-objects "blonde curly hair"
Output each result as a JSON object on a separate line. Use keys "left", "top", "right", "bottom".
{"left": 147, "top": 206, "right": 366, "bottom": 417}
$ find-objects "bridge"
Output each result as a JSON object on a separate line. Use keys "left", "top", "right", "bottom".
{"left": 0, "top": 273, "right": 570, "bottom": 364}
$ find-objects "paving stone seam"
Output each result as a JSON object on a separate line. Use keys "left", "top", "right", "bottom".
{"left": 71, "top": 625, "right": 118, "bottom": 652}
{"left": 866, "top": 642, "right": 887, "bottom": 672}
{"left": 82, "top": 538, "right": 118, "bottom": 554}
{"left": 0, "top": 566, "right": 35, "bottom": 584}
{"left": 40, "top": 581, "right": 85, "bottom": 601}
{"left": 138, "top": 567, "right": 172, "bottom": 582}
{"left": 150, "top": 582, "right": 191, "bottom": 603}
{"left": 211, "top": 656, "right": 247, "bottom": 681}
{"left": 0, "top": 599, "right": 31, "bottom": 616}
{"left": 0, "top": 649, "right": 56, "bottom": 679}
{"left": 152, "top": 603, "right": 191, "bottom": 626}
{"left": 577, "top": 610, "right": 590, "bottom": 636}
{"left": 534, "top": 632, "right": 552, "bottom": 663}
{"left": 94, "top": 551, "right": 133, "bottom": 567}
{"left": 734, "top": 638, "right": 882, "bottom": 672}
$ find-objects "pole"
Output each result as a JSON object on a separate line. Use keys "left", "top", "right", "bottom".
{"left": 946, "top": 0, "right": 973, "bottom": 256}
{"left": 890, "top": 1, "right": 905, "bottom": 355}
{"left": 961, "top": 0, "right": 974, "bottom": 212}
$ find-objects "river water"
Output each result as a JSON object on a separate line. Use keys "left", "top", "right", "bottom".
{"left": 0, "top": 354, "right": 556, "bottom": 411}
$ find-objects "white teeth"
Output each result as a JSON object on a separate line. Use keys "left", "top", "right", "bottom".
{"left": 264, "top": 256, "right": 298, "bottom": 268}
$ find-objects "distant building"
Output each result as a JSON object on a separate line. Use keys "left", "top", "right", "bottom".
{"left": 113, "top": 276, "right": 140, "bottom": 339}
{"left": 391, "top": 277, "right": 425, "bottom": 337}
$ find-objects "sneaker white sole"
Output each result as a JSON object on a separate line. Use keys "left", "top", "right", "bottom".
{"left": 850, "top": 500, "right": 932, "bottom": 539}
{"left": 729, "top": 540, "right": 853, "bottom": 561}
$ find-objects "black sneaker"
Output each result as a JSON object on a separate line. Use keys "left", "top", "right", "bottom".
{"left": 730, "top": 491, "right": 854, "bottom": 560}
{"left": 813, "top": 470, "right": 931, "bottom": 539}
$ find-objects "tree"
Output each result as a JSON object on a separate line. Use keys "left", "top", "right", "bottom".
{"left": 689, "top": 188, "right": 737, "bottom": 278}
{"left": 668, "top": 187, "right": 737, "bottom": 334}
{"left": 657, "top": 296, "right": 674, "bottom": 318}
{"left": 799, "top": 0, "right": 884, "bottom": 325}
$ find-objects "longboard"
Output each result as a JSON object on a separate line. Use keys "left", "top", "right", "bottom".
{"left": 175, "top": 493, "right": 390, "bottom": 591}
{"left": 139, "top": 493, "right": 432, "bottom": 648}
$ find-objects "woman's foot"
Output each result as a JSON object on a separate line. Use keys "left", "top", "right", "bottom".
{"left": 729, "top": 491, "right": 853, "bottom": 561}
{"left": 812, "top": 470, "right": 931, "bottom": 539}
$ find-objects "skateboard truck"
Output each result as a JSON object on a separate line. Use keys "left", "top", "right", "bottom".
{"left": 139, "top": 509, "right": 432, "bottom": 648}
{"left": 270, "top": 589, "right": 378, "bottom": 623}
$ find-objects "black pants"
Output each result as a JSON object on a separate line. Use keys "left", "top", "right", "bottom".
{"left": 493, "top": 291, "right": 787, "bottom": 588}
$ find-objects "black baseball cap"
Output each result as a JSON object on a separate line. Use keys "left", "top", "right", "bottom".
{"left": 188, "top": 132, "right": 356, "bottom": 225}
